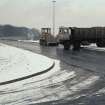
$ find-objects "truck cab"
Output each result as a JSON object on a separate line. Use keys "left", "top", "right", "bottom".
{"left": 57, "top": 27, "right": 71, "bottom": 42}
{"left": 40, "top": 28, "right": 58, "bottom": 46}
{"left": 57, "top": 27, "right": 71, "bottom": 50}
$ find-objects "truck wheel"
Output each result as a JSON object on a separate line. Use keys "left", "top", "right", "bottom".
{"left": 73, "top": 42, "right": 80, "bottom": 51}
{"left": 56, "top": 42, "right": 59, "bottom": 46}
{"left": 64, "top": 41, "right": 70, "bottom": 50}
{"left": 45, "top": 41, "right": 48, "bottom": 46}
{"left": 96, "top": 42, "right": 102, "bottom": 47}
{"left": 42, "top": 40, "right": 45, "bottom": 45}
{"left": 41, "top": 40, "right": 47, "bottom": 46}
{"left": 40, "top": 39, "right": 44, "bottom": 45}
{"left": 40, "top": 40, "right": 42, "bottom": 45}
{"left": 96, "top": 41, "right": 105, "bottom": 47}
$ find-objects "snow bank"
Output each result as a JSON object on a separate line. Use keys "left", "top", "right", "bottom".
{"left": 0, "top": 43, "right": 54, "bottom": 84}
{"left": 18, "top": 40, "right": 39, "bottom": 43}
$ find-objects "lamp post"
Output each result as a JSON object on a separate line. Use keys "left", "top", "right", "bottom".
{"left": 52, "top": 0, "right": 56, "bottom": 36}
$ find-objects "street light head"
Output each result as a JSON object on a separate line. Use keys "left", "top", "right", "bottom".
{"left": 52, "top": 0, "right": 56, "bottom": 2}
{"left": 52, "top": 0, "right": 56, "bottom": 36}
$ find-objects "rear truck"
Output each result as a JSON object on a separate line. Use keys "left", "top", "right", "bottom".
{"left": 40, "top": 28, "right": 58, "bottom": 46}
{"left": 57, "top": 26, "right": 105, "bottom": 51}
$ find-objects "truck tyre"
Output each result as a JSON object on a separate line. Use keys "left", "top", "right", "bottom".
{"left": 96, "top": 42, "right": 102, "bottom": 47}
{"left": 73, "top": 41, "right": 80, "bottom": 51}
{"left": 40, "top": 39, "right": 42, "bottom": 45}
{"left": 40, "top": 39, "right": 43, "bottom": 45}
{"left": 42, "top": 40, "right": 45, "bottom": 46}
{"left": 64, "top": 41, "right": 70, "bottom": 50}
{"left": 45, "top": 41, "right": 48, "bottom": 46}
{"left": 56, "top": 42, "right": 59, "bottom": 46}
{"left": 41, "top": 40, "right": 47, "bottom": 46}
{"left": 96, "top": 41, "right": 105, "bottom": 47}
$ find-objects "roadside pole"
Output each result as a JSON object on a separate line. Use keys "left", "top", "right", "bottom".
{"left": 52, "top": 0, "right": 56, "bottom": 36}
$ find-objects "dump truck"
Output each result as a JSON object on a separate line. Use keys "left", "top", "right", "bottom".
{"left": 40, "top": 28, "right": 58, "bottom": 46}
{"left": 57, "top": 26, "right": 105, "bottom": 50}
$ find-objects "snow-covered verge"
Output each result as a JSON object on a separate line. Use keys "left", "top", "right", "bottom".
{"left": 0, "top": 43, "right": 54, "bottom": 84}
{"left": 18, "top": 40, "right": 39, "bottom": 43}
{"left": 84, "top": 44, "right": 105, "bottom": 51}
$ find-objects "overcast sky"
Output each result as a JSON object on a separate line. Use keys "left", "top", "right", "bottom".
{"left": 0, "top": 0, "right": 105, "bottom": 29}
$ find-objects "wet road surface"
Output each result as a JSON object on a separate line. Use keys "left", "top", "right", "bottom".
{"left": 0, "top": 40, "right": 105, "bottom": 105}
